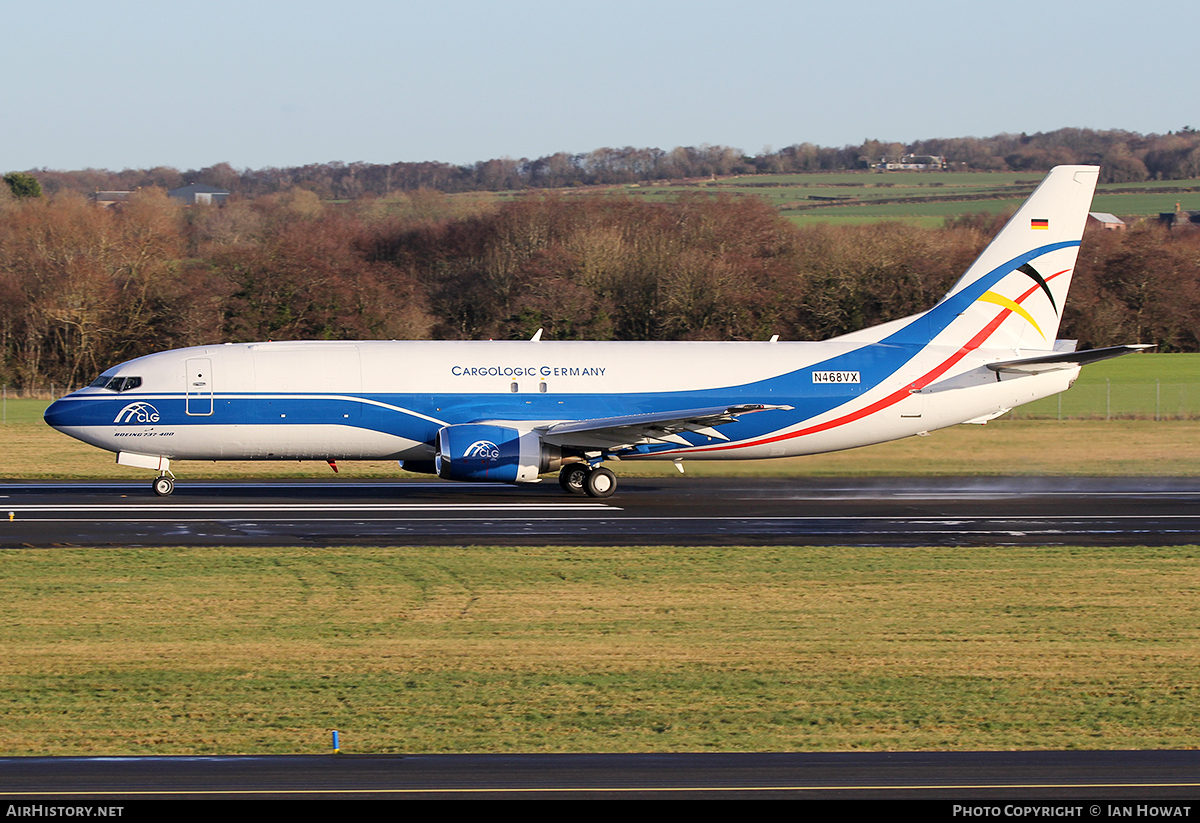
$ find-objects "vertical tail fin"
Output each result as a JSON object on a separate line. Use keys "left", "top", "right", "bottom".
{"left": 932, "top": 165, "right": 1099, "bottom": 350}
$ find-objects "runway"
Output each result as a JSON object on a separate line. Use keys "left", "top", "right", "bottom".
{"left": 4, "top": 750, "right": 1200, "bottom": 800}
{"left": 0, "top": 476, "right": 1197, "bottom": 547}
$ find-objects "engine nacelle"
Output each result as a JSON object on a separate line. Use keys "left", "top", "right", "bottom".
{"left": 435, "top": 424, "right": 561, "bottom": 483}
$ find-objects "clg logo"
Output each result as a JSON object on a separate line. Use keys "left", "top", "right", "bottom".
{"left": 462, "top": 440, "right": 500, "bottom": 460}
{"left": 114, "top": 402, "right": 161, "bottom": 424}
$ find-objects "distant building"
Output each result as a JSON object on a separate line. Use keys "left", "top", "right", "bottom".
{"left": 89, "top": 191, "right": 132, "bottom": 208}
{"left": 1087, "top": 212, "right": 1125, "bottom": 231}
{"left": 876, "top": 154, "right": 948, "bottom": 171}
{"left": 1158, "top": 202, "right": 1199, "bottom": 229}
{"left": 168, "top": 184, "right": 230, "bottom": 206}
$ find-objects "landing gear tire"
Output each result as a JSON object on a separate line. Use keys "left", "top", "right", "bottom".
{"left": 584, "top": 466, "right": 616, "bottom": 498}
{"left": 559, "top": 464, "right": 590, "bottom": 494}
{"left": 153, "top": 476, "right": 175, "bottom": 497}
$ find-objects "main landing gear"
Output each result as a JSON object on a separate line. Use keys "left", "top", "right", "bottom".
{"left": 558, "top": 464, "right": 616, "bottom": 498}
{"left": 152, "top": 474, "right": 175, "bottom": 496}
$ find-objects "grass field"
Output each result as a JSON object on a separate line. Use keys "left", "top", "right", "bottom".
{"left": 713, "top": 172, "right": 1047, "bottom": 187}
{"left": 3, "top": 543, "right": 1198, "bottom": 754}
{"left": 1017, "top": 353, "right": 1200, "bottom": 419}
{"left": 539, "top": 171, "right": 1200, "bottom": 228}
{"left": 779, "top": 191, "right": 1200, "bottom": 228}
{"left": 782, "top": 199, "right": 1026, "bottom": 227}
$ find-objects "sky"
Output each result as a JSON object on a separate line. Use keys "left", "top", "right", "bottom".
{"left": 2, "top": 0, "right": 1194, "bottom": 172}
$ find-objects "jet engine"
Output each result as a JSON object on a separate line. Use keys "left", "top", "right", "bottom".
{"left": 435, "top": 424, "right": 562, "bottom": 483}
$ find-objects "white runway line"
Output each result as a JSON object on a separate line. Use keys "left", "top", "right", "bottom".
{"left": 6, "top": 502, "right": 619, "bottom": 513}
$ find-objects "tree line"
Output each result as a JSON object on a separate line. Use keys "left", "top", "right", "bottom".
{"left": 1, "top": 186, "right": 1196, "bottom": 392}
{"left": 12, "top": 128, "right": 1200, "bottom": 202}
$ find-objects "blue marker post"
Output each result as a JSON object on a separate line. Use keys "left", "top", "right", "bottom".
{"left": 332, "top": 729, "right": 340, "bottom": 754}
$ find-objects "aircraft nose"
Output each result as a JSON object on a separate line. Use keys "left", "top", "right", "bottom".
{"left": 43, "top": 396, "right": 77, "bottom": 430}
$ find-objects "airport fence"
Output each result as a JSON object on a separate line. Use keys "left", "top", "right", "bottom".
{"left": 3, "top": 385, "right": 75, "bottom": 401}
{"left": 1011, "top": 379, "right": 1200, "bottom": 420}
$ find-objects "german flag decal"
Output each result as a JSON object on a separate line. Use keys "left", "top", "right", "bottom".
{"left": 1031, "top": 218, "right": 1049, "bottom": 230}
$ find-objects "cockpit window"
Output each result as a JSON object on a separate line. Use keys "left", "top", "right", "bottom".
{"left": 92, "top": 376, "right": 142, "bottom": 392}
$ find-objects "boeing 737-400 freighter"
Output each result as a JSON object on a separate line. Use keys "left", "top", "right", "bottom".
{"left": 45, "top": 165, "right": 1148, "bottom": 497}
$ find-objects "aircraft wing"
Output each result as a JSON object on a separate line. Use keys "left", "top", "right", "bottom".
{"left": 537, "top": 403, "right": 794, "bottom": 450}
{"left": 987, "top": 344, "right": 1154, "bottom": 375}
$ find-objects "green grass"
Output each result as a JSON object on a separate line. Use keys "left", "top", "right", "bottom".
{"left": 1016, "top": 353, "right": 1200, "bottom": 419}
{"left": 3, "top": 543, "right": 1199, "bottom": 754}
{"left": 1, "top": 396, "right": 48, "bottom": 425}
{"left": 572, "top": 173, "right": 1200, "bottom": 227}
{"left": 712, "top": 171, "right": 1047, "bottom": 187}
{"left": 782, "top": 192, "right": 1200, "bottom": 226}
{"left": 1092, "top": 191, "right": 1200, "bottom": 215}
{"left": 1074, "top": 352, "right": 1198, "bottom": 382}
{"left": 783, "top": 198, "right": 1026, "bottom": 227}
{"left": 784, "top": 214, "right": 949, "bottom": 228}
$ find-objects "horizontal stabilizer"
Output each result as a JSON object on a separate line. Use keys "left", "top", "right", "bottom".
{"left": 987, "top": 344, "right": 1155, "bottom": 374}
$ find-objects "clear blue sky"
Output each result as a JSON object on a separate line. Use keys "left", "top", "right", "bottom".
{"left": 3, "top": 0, "right": 1193, "bottom": 172}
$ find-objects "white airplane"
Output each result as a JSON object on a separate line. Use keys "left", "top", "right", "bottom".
{"left": 45, "top": 165, "right": 1147, "bottom": 498}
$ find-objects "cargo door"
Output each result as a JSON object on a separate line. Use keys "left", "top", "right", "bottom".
{"left": 185, "top": 357, "right": 214, "bottom": 416}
